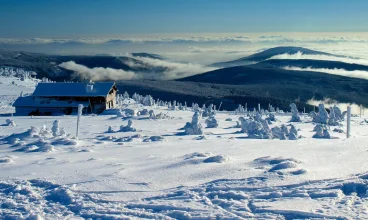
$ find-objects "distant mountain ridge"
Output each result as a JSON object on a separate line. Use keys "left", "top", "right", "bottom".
{"left": 0, "top": 50, "right": 165, "bottom": 80}
{"left": 211, "top": 46, "right": 333, "bottom": 68}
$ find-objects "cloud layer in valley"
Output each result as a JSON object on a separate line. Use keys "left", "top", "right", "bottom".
{"left": 283, "top": 66, "right": 368, "bottom": 80}
{"left": 58, "top": 56, "right": 216, "bottom": 81}
{"left": 269, "top": 51, "right": 368, "bottom": 66}
{"left": 124, "top": 55, "right": 216, "bottom": 80}
{"left": 58, "top": 61, "right": 137, "bottom": 81}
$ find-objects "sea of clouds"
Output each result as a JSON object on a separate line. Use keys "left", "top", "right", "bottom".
{"left": 3, "top": 33, "right": 368, "bottom": 81}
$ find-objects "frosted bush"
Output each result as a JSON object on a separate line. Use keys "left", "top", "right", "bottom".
{"left": 239, "top": 114, "right": 272, "bottom": 139}
{"left": 312, "top": 104, "right": 329, "bottom": 124}
{"left": 289, "top": 103, "right": 301, "bottom": 122}
{"left": 120, "top": 120, "right": 137, "bottom": 132}
{"left": 138, "top": 109, "right": 149, "bottom": 116}
{"left": 123, "top": 91, "right": 130, "bottom": 99}
{"left": 184, "top": 112, "right": 203, "bottom": 135}
{"left": 59, "top": 128, "right": 67, "bottom": 137}
{"left": 39, "top": 125, "right": 52, "bottom": 137}
{"left": 52, "top": 120, "right": 60, "bottom": 137}
{"left": 123, "top": 109, "right": 137, "bottom": 116}
{"left": 107, "top": 126, "right": 116, "bottom": 133}
{"left": 313, "top": 124, "right": 331, "bottom": 139}
{"left": 202, "top": 104, "right": 214, "bottom": 117}
{"left": 266, "top": 113, "right": 276, "bottom": 123}
{"left": 271, "top": 124, "right": 299, "bottom": 140}
{"left": 205, "top": 115, "right": 219, "bottom": 128}
{"left": 142, "top": 95, "right": 154, "bottom": 106}
{"left": 116, "top": 109, "right": 126, "bottom": 117}
{"left": 6, "top": 119, "right": 16, "bottom": 126}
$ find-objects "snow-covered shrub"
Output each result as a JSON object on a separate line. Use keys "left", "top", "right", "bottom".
{"left": 313, "top": 124, "right": 331, "bottom": 139}
{"left": 138, "top": 109, "right": 149, "bottom": 116}
{"left": 154, "top": 112, "right": 170, "bottom": 119}
{"left": 184, "top": 112, "right": 203, "bottom": 135}
{"left": 123, "top": 109, "right": 137, "bottom": 117}
{"left": 123, "top": 91, "right": 130, "bottom": 99}
{"left": 272, "top": 124, "right": 299, "bottom": 140}
{"left": 5, "top": 119, "right": 16, "bottom": 126}
{"left": 239, "top": 114, "right": 272, "bottom": 139}
{"left": 39, "top": 125, "right": 52, "bottom": 137}
{"left": 116, "top": 109, "right": 126, "bottom": 117}
{"left": 202, "top": 104, "right": 214, "bottom": 117}
{"left": 120, "top": 120, "right": 137, "bottom": 132}
{"left": 142, "top": 95, "right": 154, "bottom": 106}
{"left": 59, "top": 128, "right": 67, "bottom": 137}
{"left": 51, "top": 120, "right": 60, "bottom": 137}
{"left": 149, "top": 110, "right": 155, "bottom": 118}
{"left": 107, "top": 126, "right": 116, "bottom": 133}
{"left": 205, "top": 115, "right": 219, "bottom": 128}
{"left": 289, "top": 103, "right": 301, "bottom": 122}
{"left": 266, "top": 113, "right": 276, "bottom": 123}
{"left": 311, "top": 104, "right": 345, "bottom": 126}
{"left": 312, "top": 104, "right": 329, "bottom": 124}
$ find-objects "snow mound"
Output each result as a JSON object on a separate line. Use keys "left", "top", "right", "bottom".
{"left": 185, "top": 152, "right": 212, "bottom": 159}
{"left": 0, "top": 156, "right": 13, "bottom": 164}
{"left": 143, "top": 136, "right": 164, "bottom": 142}
{"left": 254, "top": 156, "right": 305, "bottom": 175}
{"left": 269, "top": 161, "right": 299, "bottom": 172}
{"left": 51, "top": 138, "right": 78, "bottom": 146}
{"left": 203, "top": 155, "right": 230, "bottom": 163}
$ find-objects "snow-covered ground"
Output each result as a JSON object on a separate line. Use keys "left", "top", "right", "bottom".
{"left": 0, "top": 75, "right": 38, "bottom": 114}
{"left": 1, "top": 76, "right": 368, "bottom": 219}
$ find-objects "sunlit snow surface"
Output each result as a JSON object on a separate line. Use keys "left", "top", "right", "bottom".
{"left": 1, "top": 77, "right": 368, "bottom": 219}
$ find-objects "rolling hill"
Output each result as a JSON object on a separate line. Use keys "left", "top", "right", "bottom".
{"left": 211, "top": 46, "right": 334, "bottom": 68}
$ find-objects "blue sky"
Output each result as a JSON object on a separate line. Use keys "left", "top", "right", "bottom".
{"left": 1, "top": 0, "right": 368, "bottom": 38}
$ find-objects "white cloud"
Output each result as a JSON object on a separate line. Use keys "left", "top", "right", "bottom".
{"left": 2, "top": 33, "right": 368, "bottom": 45}
{"left": 307, "top": 97, "right": 366, "bottom": 114}
{"left": 283, "top": 66, "right": 368, "bottom": 80}
{"left": 58, "top": 57, "right": 215, "bottom": 81}
{"left": 58, "top": 61, "right": 137, "bottom": 81}
{"left": 124, "top": 55, "right": 217, "bottom": 80}
{"left": 269, "top": 51, "right": 368, "bottom": 66}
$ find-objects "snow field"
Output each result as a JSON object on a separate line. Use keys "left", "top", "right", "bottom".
{"left": 1, "top": 106, "right": 368, "bottom": 219}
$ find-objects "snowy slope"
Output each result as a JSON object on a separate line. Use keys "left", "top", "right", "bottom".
{"left": 0, "top": 74, "right": 39, "bottom": 114}
{"left": 0, "top": 100, "right": 368, "bottom": 219}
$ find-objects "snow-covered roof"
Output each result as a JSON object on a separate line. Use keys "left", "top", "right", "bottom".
{"left": 32, "top": 82, "right": 116, "bottom": 97}
{"left": 13, "top": 96, "right": 90, "bottom": 108}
